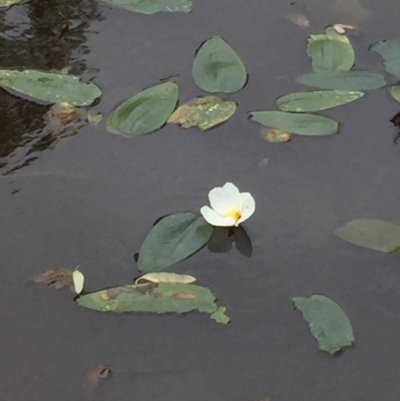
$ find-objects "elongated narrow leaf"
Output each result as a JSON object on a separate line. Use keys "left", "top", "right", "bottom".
{"left": 192, "top": 36, "right": 247, "bottom": 93}
{"left": 296, "top": 71, "right": 386, "bottom": 91}
{"left": 101, "top": 0, "right": 192, "bottom": 14}
{"left": 107, "top": 81, "right": 178, "bottom": 136}
{"left": 250, "top": 111, "right": 338, "bottom": 136}
{"left": 389, "top": 84, "right": 400, "bottom": 104}
{"left": 77, "top": 282, "right": 229, "bottom": 323}
{"left": 168, "top": 96, "right": 237, "bottom": 130}
{"left": 336, "top": 219, "right": 400, "bottom": 253}
{"left": 138, "top": 213, "right": 213, "bottom": 272}
{"left": 370, "top": 40, "right": 400, "bottom": 78}
{"left": 293, "top": 295, "right": 354, "bottom": 354}
{"left": 0, "top": 69, "right": 101, "bottom": 106}
{"left": 307, "top": 28, "right": 355, "bottom": 72}
{"left": 276, "top": 90, "right": 364, "bottom": 112}
{"left": 136, "top": 272, "right": 197, "bottom": 284}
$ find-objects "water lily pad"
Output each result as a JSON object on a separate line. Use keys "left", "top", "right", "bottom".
{"left": 296, "top": 71, "right": 386, "bottom": 90}
{"left": 307, "top": 28, "right": 355, "bottom": 72}
{"left": 137, "top": 213, "right": 213, "bottom": 272}
{"left": 107, "top": 81, "right": 178, "bottom": 136}
{"left": 77, "top": 282, "right": 229, "bottom": 323}
{"left": 0, "top": 69, "right": 101, "bottom": 106}
{"left": 168, "top": 96, "right": 237, "bottom": 130}
{"left": 293, "top": 294, "right": 355, "bottom": 354}
{"left": 389, "top": 84, "right": 400, "bottom": 104}
{"left": 136, "top": 272, "right": 197, "bottom": 284}
{"left": 370, "top": 40, "right": 400, "bottom": 78}
{"left": 101, "top": 0, "right": 192, "bottom": 14}
{"left": 336, "top": 219, "right": 400, "bottom": 253}
{"left": 192, "top": 36, "right": 247, "bottom": 93}
{"left": 276, "top": 90, "right": 364, "bottom": 112}
{"left": 250, "top": 111, "right": 338, "bottom": 136}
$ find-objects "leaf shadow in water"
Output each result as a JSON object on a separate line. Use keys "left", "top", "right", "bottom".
{"left": 207, "top": 226, "right": 252, "bottom": 257}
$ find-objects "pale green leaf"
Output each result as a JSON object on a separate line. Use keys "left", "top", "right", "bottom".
{"left": 210, "top": 306, "right": 230, "bottom": 324}
{"left": 293, "top": 294, "right": 354, "bottom": 354}
{"left": 389, "top": 84, "right": 400, "bottom": 104}
{"left": 100, "top": 0, "right": 192, "bottom": 14}
{"left": 370, "top": 40, "right": 400, "bottom": 78}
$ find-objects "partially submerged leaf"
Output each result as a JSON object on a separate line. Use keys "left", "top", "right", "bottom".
{"left": 293, "top": 294, "right": 354, "bottom": 354}
{"left": 210, "top": 306, "right": 230, "bottom": 324}
{"left": 33, "top": 268, "right": 73, "bottom": 291}
{"left": 331, "top": 23, "right": 356, "bottom": 35}
{"left": 100, "top": 0, "right": 192, "bottom": 14}
{"left": 370, "top": 40, "right": 400, "bottom": 78}
{"left": 107, "top": 81, "right": 178, "bottom": 136}
{"left": 250, "top": 111, "right": 338, "bottom": 136}
{"left": 84, "top": 364, "right": 111, "bottom": 398}
{"left": 307, "top": 28, "right": 355, "bottom": 72}
{"left": 0, "top": 0, "right": 24, "bottom": 7}
{"left": 168, "top": 96, "right": 237, "bottom": 130}
{"left": 192, "top": 36, "right": 247, "bottom": 93}
{"left": 72, "top": 267, "right": 85, "bottom": 295}
{"left": 389, "top": 84, "right": 400, "bottom": 104}
{"left": 0, "top": 69, "right": 101, "bottom": 106}
{"left": 137, "top": 213, "right": 213, "bottom": 272}
{"left": 276, "top": 90, "right": 364, "bottom": 112}
{"left": 135, "top": 272, "right": 197, "bottom": 284}
{"left": 260, "top": 128, "right": 291, "bottom": 143}
{"left": 77, "top": 282, "right": 227, "bottom": 322}
{"left": 87, "top": 111, "right": 103, "bottom": 125}
{"left": 336, "top": 219, "right": 400, "bottom": 253}
{"left": 296, "top": 71, "right": 386, "bottom": 90}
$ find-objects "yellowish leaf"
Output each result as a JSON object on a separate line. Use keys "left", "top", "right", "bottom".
{"left": 72, "top": 267, "right": 85, "bottom": 294}
{"left": 135, "top": 272, "right": 197, "bottom": 284}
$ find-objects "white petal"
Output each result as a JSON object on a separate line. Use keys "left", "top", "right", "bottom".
{"left": 200, "top": 206, "right": 236, "bottom": 227}
{"left": 209, "top": 182, "right": 243, "bottom": 215}
{"left": 237, "top": 192, "right": 256, "bottom": 224}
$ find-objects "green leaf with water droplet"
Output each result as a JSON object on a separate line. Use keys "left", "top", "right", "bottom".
{"left": 192, "top": 36, "right": 247, "bottom": 93}
{"left": 107, "top": 81, "right": 178, "bottom": 137}
{"left": 276, "top": 90, "right": 364, "bottom": 112}
{"left": 250, "top": 110, "right": 338, "bottom": 136}
{"left": 336, "top": 219, "right": 400, "bottom": 253}
{"left": 293, "top": 294, "right": 354, "bottom": 354}
{"left": 307, "top": 28, "right": 355, "bottom": 72}
{"left": 0, "top": 69, "right": 101, "bottom": 106}
{"left": 370, "top": 39, "right": 400, "bottom": 78}
{"left": 100, "top": 0, "right": 192, "bottom": 14}
{"left": 168, "top": 96, "right": 237, "bottom": 130}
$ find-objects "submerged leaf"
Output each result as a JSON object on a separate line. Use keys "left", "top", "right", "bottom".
{"left": 137, "top": 213, "right": 213, "bottom": 272}
{"left": 33, "top": 268, "right": 73, "bottom": 291}
{"left": 100, "top": 0, "right": 192, "bottom": 14}
{"left": 77, "top": 282, "right": 227, "bottom": 322}
{"left": 276, "top": 90, "right": 364, "bottom": 112}
{"left": 136, "top": 272, "right": 197, "bottom": 284}
{"left": 336, "top": 219, "right": 400, "bottom": 253}
{"left": 168, "top": 96, "right": 237, "bottom": 130}
{"left": 192, "top": 36, "right": 247, "bottom": 93}
{"left": 87, "top": 111, "right": 103, "bottom": 125}
{"left": 210, "top": 306, "right": 230, "bottom": 324}
{"left": 250, "top": 111, "right": 338, "bottom": 136}
{"left": 293, "top": 294, "right": 354, "bottom": 354}
{"left": 107, "top": 81, "right": 178, "bottom": 136}
{"left": 0, "top": 69, "right": 101, "bottom": 106}
{"left": 260, "top": 128, "right": 291, "bottom": 143}
{"left": 370, "top": 40, "right": 400, "bottom": 78}
{"left": 296, "top": 71, "right": 386, "bottom": 90}
{"left": 307, "top": 28, "right": 355, "bottom": 72}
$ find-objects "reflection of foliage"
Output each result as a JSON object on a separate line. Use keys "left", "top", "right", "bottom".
{"left": 207, "top": 226, "right": 253, "bottom": 257}
{"left": 0, "top": 0, "right": 102, "bottom": 174}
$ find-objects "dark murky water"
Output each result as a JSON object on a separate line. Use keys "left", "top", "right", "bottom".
{"left": 2, "top": 0, "right": 400, "bottom": 400}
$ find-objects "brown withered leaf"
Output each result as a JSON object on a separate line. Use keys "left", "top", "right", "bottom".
{"left": 33, "top": 268, "right": 74, "bottom": 291}
{"left": 83, "top": 364, "right": 111, "bottom": 398}
{"left": 390, "top": 111, "right": 400, "bottom": 128}
{"left": 260, "top": 127, "right": 291, "bottom": 143}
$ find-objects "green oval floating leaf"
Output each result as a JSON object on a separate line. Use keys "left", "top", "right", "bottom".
{"left": 296, "top": 71, "right": 386, "bottom": 91}
{"left": 0, "top": 69, "right": 101, "bottom": 106}
{"left": 293, "top": 294, "right": 355, "bottom": 355}
{"left": 168, "top": 96, "right": 237, "bottom": 130}
{"left": 389, "top": 84, "right": 400, "bottom": 104}
{"left": 370, "top": 40, "right": 400, "bottom": 78}
{"left": 307, "top": 28, "right": 355, "bottom": 72}
{"left": 192, "top": 36, "right": 247, "bottom": 93}
{"left": 77, "top": 282, "right": 230, "bottom": 323}
{"left": 100, "top": 0, "right": 192, "bottom": 14}
{"left": 336, "top": 219, "right": 400, "bottom": 253}
{"left": 138, "top": 213, "right": 213, "bottom": 272}
{"left": 250, "top": 111, "right": 338, "bottom": 136}
{"left": 276, "top": 90, "right": 364, "bottom": 112}
{"left": 107, "top": 81, "right": 178, "bottom": 137}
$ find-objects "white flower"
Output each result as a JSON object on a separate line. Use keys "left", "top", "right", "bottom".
{"left": 200, "top": 182, "right": 255, "bottom": 227}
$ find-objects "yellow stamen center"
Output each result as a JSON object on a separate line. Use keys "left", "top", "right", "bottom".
{"left": 224, "top": 207, "right": 242, "bottom": 221}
